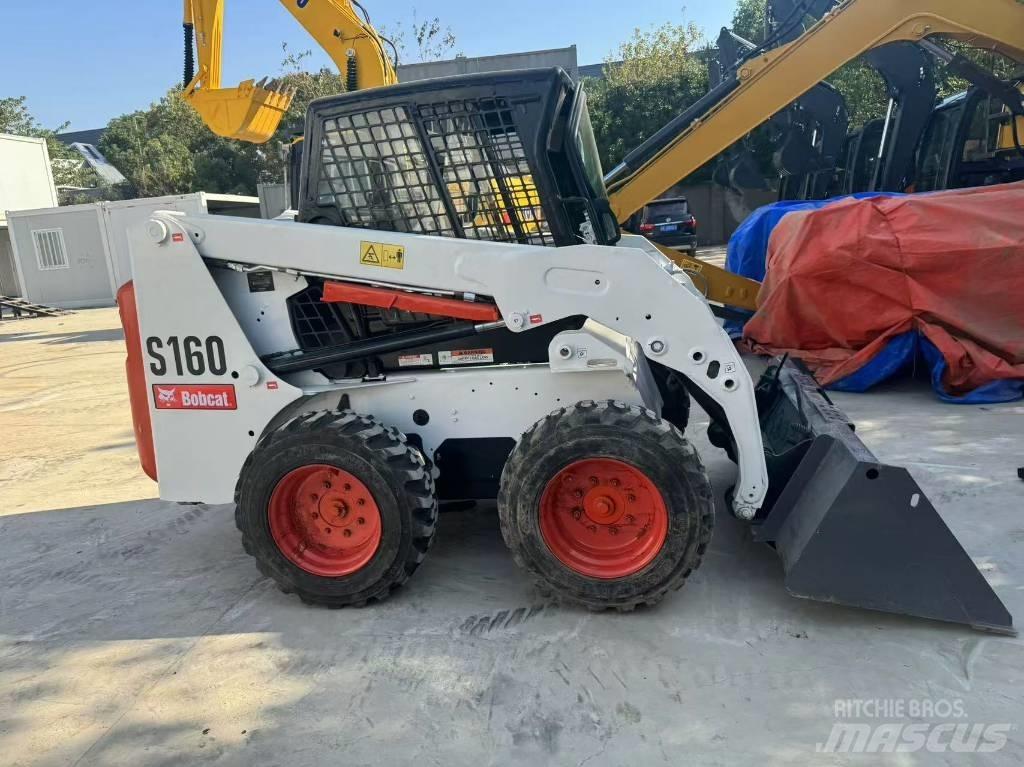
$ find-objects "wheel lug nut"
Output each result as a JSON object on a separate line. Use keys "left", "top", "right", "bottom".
{"left": 625, "top": 514, "right": 635, "bottom": 524}
{"left": 310, "top": 494, "right": 318, "bottom": 501}
{"left": 573, "top": 490, "right": 584, "bottom": 499}
{"left": 323, "top": 481, "right": 332, "bottom": 489}
{"left": 343, "top": 529, "right": 352, "bottom": 538}
{"left": 628, "top": 494, "right": 637, "bottom": 503}
{"left": 357, "top": 517, "right": 366, "bottom": 525}
{"left": 587, "top": 524, "right": 597, "bottom": 533}
{"left": 572, "top": 507, "right": 582, "bottom": 520}
{"left": 609, "top": 526, "right": 619, "bottom": 535}
{"left": 589, "top": 476, "right": 599, "bottom": 485}
{"left": 357, "top": 498, "right": 366, "bottom": 506}
{"left": 344, "top": 483, "right": 352, "bottom": 491}
{"left": 324, "top": 527, "right": 332, "bottom": 534}
{"left": 312, "top": 512, "right": 319, "bottom": 519}
{"left": 610, "top": 478, "right": 620, "bottom": 487}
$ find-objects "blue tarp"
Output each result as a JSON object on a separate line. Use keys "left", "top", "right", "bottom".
{"left": 725, "top": 194, "right": 1023, "bottom": 404}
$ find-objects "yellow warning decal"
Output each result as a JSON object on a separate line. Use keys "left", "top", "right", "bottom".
{"left": 360, "top": 241, "right": 406, "bottom": 270}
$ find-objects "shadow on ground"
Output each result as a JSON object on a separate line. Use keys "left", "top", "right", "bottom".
{"left": 2, "top": 455, "right": 1021, "bottom": 766}
{"left": 1, "top": 328, "right": 125, "bottom": 346}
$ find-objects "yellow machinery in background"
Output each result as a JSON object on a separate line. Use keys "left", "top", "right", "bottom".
{"left": 601, "top": 0, "right": 1024, "bottom": 311}
{"left": 604, "top": 0, "right": 1024, "bottom": 221}
{"left": 182, "top": 0, "right": 397, "bottom": 143}
{"left": 179, "top": 0, "right": 1024, "bottom": 314}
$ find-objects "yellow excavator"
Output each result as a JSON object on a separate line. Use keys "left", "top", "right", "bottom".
{"left": 182, "top": 0, "right": 396, "bottom": 144}
{"left": 604, "top": 0, "right": 1024, "bottom": 220}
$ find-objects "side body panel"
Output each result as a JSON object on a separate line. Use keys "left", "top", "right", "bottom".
{"left": 128, "top": 212, "right": 768, "bottom": 514}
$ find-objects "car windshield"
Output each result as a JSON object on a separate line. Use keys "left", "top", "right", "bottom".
{"left": 643, "top": 200, "right": 689, "bottom": 222}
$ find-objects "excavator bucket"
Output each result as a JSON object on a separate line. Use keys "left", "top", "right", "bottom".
{"left": 748, "top": 359, "right": 1014, "bottom": 634}
{"left": 185, "top": 80, "right": 294, "bottom": 144}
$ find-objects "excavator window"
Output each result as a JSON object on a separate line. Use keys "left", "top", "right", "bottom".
{"left": 916, "top": 98, "right": 964, "bottom": 192}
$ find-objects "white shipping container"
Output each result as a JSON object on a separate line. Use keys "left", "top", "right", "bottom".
{"left": 6, "top": 193, "right": 259, "bottom": 309}
{"left": 0, "top": 133, "right": 58, "bottom": 228}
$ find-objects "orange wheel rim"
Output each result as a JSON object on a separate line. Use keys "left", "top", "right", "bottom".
{"left": 539, "top": 458, "right": 669, "bottom": 579}
{"left": 268, "top": 464, "right": 382, "bottom": 576}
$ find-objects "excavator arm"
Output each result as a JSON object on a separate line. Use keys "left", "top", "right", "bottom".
{"left": 606, "top": 0, "right": 1024, "bottom": 222}
{"left": 182, "top": 0, "right": 397, "bottom": 144}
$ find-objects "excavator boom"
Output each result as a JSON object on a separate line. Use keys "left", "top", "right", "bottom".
{"left": 606, "top": 0, "right": 1024, "bottom": 222}
{"left": 182, "top": 0, "right": 397, "bottom": 144}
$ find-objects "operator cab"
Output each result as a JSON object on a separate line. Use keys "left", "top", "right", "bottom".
{"left": 283, "top": 68, "right": 623, "bottom": 379}
{"left": 297, "top": 68, "right": 619, "bottom": 247}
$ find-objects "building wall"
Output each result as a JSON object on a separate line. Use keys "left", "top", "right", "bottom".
{"left": 258, "top": 183, "right": 289, "bottom": 219}
{"left": 9, "top": 207, "right": 113, "bottom": 308}
{"left": 0, "top": 134, "right": 59, "bottom": 228}
{"left": 6, "top": 194, "right": 261, "bottom": 308}
{"left": 0, "top": 227, "right": 20, "bottom": 297}
{"left": 398, "top": 46, "right": 578, "bottom": 83}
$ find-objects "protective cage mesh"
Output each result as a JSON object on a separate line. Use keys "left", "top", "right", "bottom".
{"left": 315, "top": 97, "right": 555, "bottom": 246}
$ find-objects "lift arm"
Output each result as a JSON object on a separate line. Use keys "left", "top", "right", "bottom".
{"left": 182, "top": 0, "right": 397, "bottom": 144}
{"left": 606, "top": 0, "right": 1024, "bottom": 223}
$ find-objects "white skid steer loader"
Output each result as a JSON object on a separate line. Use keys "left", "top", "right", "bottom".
{"left": 119, "top": 69, "right": 1012, "bottom": 633}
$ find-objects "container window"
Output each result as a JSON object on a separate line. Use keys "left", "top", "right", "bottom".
{"left": 31, "top": 229, "right": 70, "bottom": 271}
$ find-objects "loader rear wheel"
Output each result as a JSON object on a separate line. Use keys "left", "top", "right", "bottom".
{"left": 234, "top": 410, "right": 437, "bottom": 607}
{"left": 498, "top": 401, "right": 714, "bottom": 610}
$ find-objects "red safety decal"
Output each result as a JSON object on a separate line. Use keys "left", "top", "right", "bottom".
{"left": 266, "top": 381, "right": 279, "bottom": 390}
{"left": 171, "top": 233, "right": 185, "bottom": 243}
{"left": 529, "top": 314, "right": 544, "bottom": 325}
{"left": 152, "top": 384, "right": 237, "bottom": 410}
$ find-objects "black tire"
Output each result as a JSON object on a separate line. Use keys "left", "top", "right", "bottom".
{"left": 234, "top": 410, "right": 437, "bottom": 607}
{"left": 498, "top": 400, "right": 714, "bottom": 610}
{"left": 649, "top": 360, "right": 692, "bottom": 432}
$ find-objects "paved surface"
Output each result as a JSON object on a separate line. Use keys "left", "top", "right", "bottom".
{"left": 1, "top": 308, "right": 1022, "bottom": 766}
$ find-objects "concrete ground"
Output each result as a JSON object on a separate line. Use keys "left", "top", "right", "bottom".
{"left": 1, "top": 308, "right": 1022, "bottom": 767}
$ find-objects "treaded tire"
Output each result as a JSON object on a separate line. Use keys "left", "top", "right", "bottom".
{"left": 234, "top": 410, "right": 437, "bottom": 607}
{"left": 498, "top": 400, "right": 713, "bottom": 611}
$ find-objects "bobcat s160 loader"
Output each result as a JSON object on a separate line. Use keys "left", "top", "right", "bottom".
{"left": 119, "top": 69, "right": 1012, "bottom": 633}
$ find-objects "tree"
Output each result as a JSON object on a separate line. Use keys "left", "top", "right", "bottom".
{"left": 730, "top": 0, "right": 766, "bottom": 44}
{"left": 378, "top": 11, "right": 458, "bottom": 64}
{"left": 100, "top": 87, "right": 256, "bottom": 198}
{"left": 99, "top": 15, "right": 458, "bottom": 198}
{"left": 586, "top": 21, "right": 709, "bottom": 170}
{"left": 0, "top": 96, "right": 98, "bottom": 189}
{"left": 730, "top": 0, "right": 889, "bottom": 130}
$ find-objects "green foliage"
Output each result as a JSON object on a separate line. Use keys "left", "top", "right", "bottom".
{"left": 0, "top": 95, "right": 98, "bottom": 189}
{"left": 378, "top": 10, "right": 458, "bottom": 64}
{"left": 97, "top": 19, "right": 456, "bottom": 199}
{"left": 586, "top": 21, "right": 709, "bottom": 169}
{"left": 100, "top": 55, "right": 351, "bottom": 198}
{"left": 730, "top": 0, "right": 766, "bottom": 44}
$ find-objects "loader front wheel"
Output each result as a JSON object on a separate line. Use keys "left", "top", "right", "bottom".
{"left": 498, "top": 401, "right": 714, "bottom": 610}
{"left": 234, "top": 411, "right": 437, "bottom": 607}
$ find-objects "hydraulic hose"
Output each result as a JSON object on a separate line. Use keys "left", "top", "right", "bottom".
{"left": 346, "top": 52, "right": 359, "bottom": 92}
{"left": 183, "top": 23, "right": 195, "bottom": 88}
